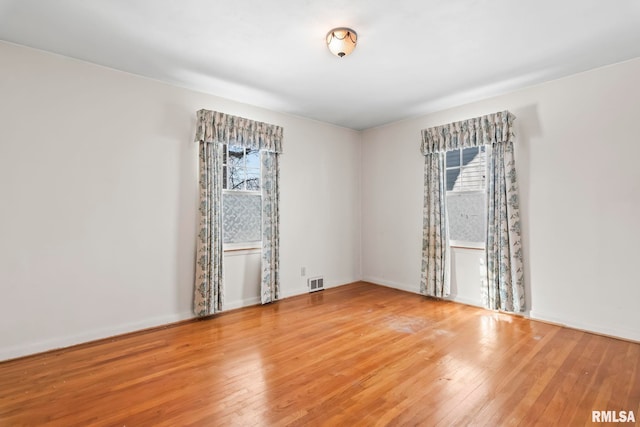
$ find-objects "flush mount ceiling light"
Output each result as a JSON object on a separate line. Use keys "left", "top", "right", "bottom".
{"left": 326, "top": 27, "right": 357, "bottom": 57}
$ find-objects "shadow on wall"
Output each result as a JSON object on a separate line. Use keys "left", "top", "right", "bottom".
{"left": 447, "top": 104, "right": 541, "bottom": 314}
{"left": 173, "top": 104, "right": 199, "bottom": 316}
{"left": 511, "top": 103, "right": 542, "bottom": 316}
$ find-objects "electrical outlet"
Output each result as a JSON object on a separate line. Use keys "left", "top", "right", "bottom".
{"left": 301, "top": 267, "right": 306, "bottom": 276}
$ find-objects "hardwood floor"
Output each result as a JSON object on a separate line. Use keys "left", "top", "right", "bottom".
{"left": 1, "top": 282, "right": 638, "bottom": 426}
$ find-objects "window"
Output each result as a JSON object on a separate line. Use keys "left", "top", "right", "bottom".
{"left": 445, "top": 146, "right": 486, "bottom": 248}
{"left": 446, "top": 146, "right": 486, "bottom": 192}
{"left": 222, "top": 145, "right": 261, "bottom": 248}
{"left": 223, "top": 145, "right": 260, "bottom": 191}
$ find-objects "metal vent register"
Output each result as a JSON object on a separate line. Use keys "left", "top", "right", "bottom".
{"left": 308, "top": 277, "right": 324, "bottom": 293}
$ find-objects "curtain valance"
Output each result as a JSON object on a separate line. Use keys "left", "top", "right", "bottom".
{"left": 195, "top": 109, "right": 284, "bottom": 153}
{"left": 420, "top": 111, "right": 515, "bottom": 155}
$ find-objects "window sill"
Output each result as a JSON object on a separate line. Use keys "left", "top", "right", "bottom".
{"left": 450, "top": 241, "right": 484, "bottom": 250}
{"left": 224, "top": 242, "right": 261, "bottom": 255}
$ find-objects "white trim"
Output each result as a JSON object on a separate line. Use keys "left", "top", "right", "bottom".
{"left": 224, "top": 296, "right": 261, "bottom": 311}
{"left": 224, "top": 242, "right": 261, "bottom": 253}
{"left": 363, "top": 276, "right": 484, "bottom": 308}
{"left": 446, "top": 190, "right": 486, "bottom": 196}
{"left": 445, "top": 295, "right": 483, "bottom": 308}
{"left": 362, "top": 276, "right": 420, "bottom": 294}
{"left": 529, "top": 310, "right": 640, "bottom": 343}
{"left": 446, "top": 189, "right": 485, "bottom": 196}
{"left": 222, "top": 189, "right": 261, "bottom": 195}
{"left": 450, "top": 240, "right": 484, "bottom": 250}
{"left": 0, "top": 311, "right": 194, "bottom": 362}
{"left": 279, "top": 278, "right": 357, "bottom": 299}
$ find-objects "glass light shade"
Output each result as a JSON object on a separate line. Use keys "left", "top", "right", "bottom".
{"left": 326, "top": 27, "right": 357, "bottom": 57}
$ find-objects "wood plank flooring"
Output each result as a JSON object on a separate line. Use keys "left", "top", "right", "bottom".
{"left": 1, "top": 282, "right": 639, "bottom": 426}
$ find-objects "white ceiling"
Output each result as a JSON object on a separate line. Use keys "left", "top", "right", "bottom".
{"left": 1, "top": 0, "right": 640, "bottom": 130}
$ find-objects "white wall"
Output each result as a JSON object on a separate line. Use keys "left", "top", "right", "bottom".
{"left": 450, "top": 247, "right": 484, "bottom": 307}
{"left": 223, "top": 250, "right": 261, "bottom": 310}
{"left": 0, "top": 41, "right": 362, "bottom": 360}
{"left": 362, "top": 57, "right": 640, "bottom": 342}
{"left": 2, "top": 40, "right": 638, "bottom": 360}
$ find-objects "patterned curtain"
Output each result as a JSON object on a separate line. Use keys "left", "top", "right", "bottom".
{"left": 421, "top": 111, "right": 513, "bottom": 153}
{"left": 194, "top": 141, "right": 224, "bottom": 316}
{"left": 194, "top": 109, "right": 283, "bottom": 313}
{"left": 261, "top": 151, "right": 280, "bottom": 303}
{"left": 421, "top": 111, "right": 524, "bottom": 312}
{"left": 485, "top": 138, "right": 525, "bottom": 312}
{"left": 420, "top": 152, "right": 450, "bottom": 297}
{"left": 195, "top": 109, "right": 283, "bottom": 153}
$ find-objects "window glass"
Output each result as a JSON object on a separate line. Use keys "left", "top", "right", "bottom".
{"left": 224, "top": 145, "right": 261, "bottom": 191}
{"left": 446, "top": 146, "right": 485, "bottom": 192}
{"left": 223, "top": 193, "right": 261, "bottom": 244}
{"left": 222, "top": 144, "right": 262, "bottom": 247}
{"left": 245, "top": 169, "right": 260, "bottom": 191}
{"left": 446, "top": 169, "right": 460, "bottom": 191}
{"left": 462, "top": 146, "right": 479, "bottom": 165}
{"left": 222, "top": 165, "right": 227, "bottom": 188}
{"left": 446, "top": 150, "right": 460, "bottom": 168}
{"left": 447, "top": 192, "right": 486, "bottom": 244}
{"left": 246, "top": 149, "right": 260, "bottom": 169}
{"left": 445, "top": 146, "right": 487, "bottom": 245}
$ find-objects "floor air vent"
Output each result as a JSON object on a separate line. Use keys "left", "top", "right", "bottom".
{"left": 308, "top": 276, "right": 324, "bottom": 293}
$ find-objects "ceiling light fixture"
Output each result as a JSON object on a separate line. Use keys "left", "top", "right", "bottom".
{"left": 326, "top": 27, "right": 357, "bottom": 58}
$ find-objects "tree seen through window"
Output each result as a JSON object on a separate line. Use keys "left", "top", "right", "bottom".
{"left": 223, "top": 145, "right": 260, "bottom": 191}
{"left": 222, "top": 144, "right": 261, "bottom": 245}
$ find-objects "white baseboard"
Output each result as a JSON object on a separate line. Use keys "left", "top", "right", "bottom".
{"left": 0, "top": 311, "right": 194, "bottom": 362}
{"left": 365, "top": 278, "right": 638, "bottom": 342}
{"left": 280, "top": 277, "right": 358, "bottom": 299}
{"left": 324, "top": 278, "right": 356, "bottom": 290}
{"left": 6, "top": 287, "right": 637, "bottom": 362}
{"left": 447, "top": 295, "right": 483, "bottom": 308}
{"left": 224, "top": 296, "right": 261, "bottom": 311}
{"left": 529, "top": 310, "right": 640, "bottom": 343}
{"left": 2, "top": 279, "right": 357, "bottom": 361}
{"left": 362, "top": 276, "right": 420, "bottom": 294}
{"left": 363, "top": 277, "right": 490, "bottom": 309}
